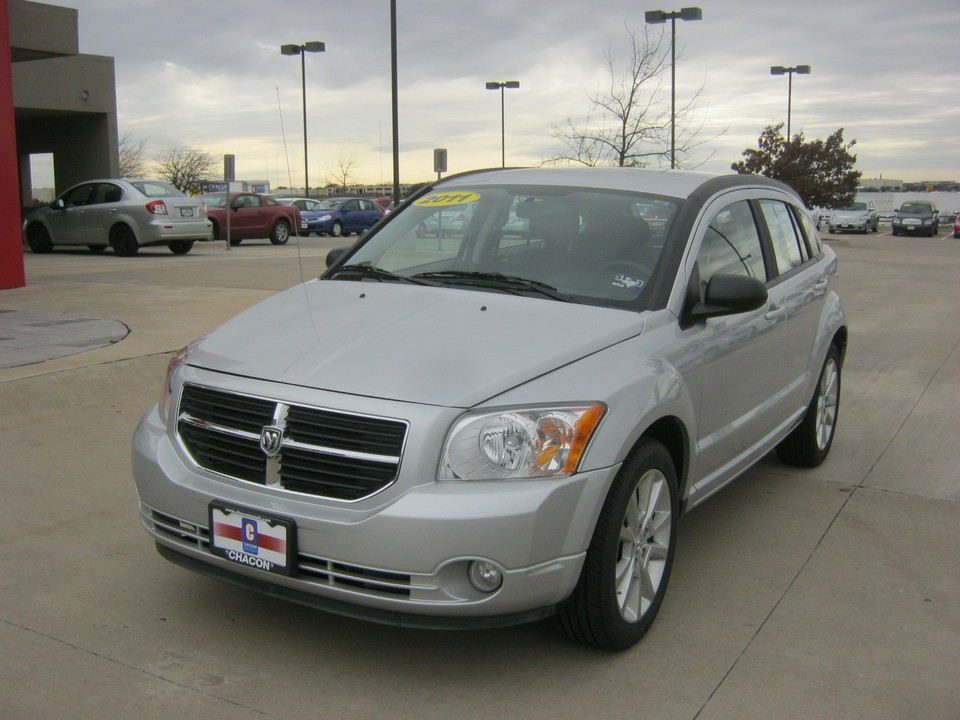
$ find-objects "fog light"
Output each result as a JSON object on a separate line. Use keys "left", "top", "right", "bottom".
{"left": 468, "top": 560, "right": 503, "bottom": 593}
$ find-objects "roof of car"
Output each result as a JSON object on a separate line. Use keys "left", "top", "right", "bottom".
{"left": 434, "top": 167, "right": 794, "bottom": 201}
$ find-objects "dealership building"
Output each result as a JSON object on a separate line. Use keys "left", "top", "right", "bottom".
{"left": 2, "top": 0, "right": 119, "bottom": 289}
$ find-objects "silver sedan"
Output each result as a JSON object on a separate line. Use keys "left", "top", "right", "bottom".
{"left": 23, "top": 178, "right": 212, "bottom": 256}
{"left": 133, "top": 168, "right": 845, "bottom": 650}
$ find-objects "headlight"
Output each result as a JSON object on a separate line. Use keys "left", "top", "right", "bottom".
{"left": 440, "top": 404, "right": 606, "bottom": 480}
{"left": 319, "top": 214, "right": 333, "bottom": 222}
{"left": 159, "top": 346, "right": 187, "bottom": 424}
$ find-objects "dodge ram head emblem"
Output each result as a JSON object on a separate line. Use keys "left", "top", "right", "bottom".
{"left": 260, "top": 425, "right": 283, "bottom": 457}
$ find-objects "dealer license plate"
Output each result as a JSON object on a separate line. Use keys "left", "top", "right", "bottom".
{"left": 209, "top": 502, "right": 296, "bottom": 575}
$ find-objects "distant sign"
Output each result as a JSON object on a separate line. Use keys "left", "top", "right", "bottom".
{"left": 202, "top": 182, "right": 229, "bottom": 193}
{"left": 251, "top": 185, "right": 267, "bottom": 194}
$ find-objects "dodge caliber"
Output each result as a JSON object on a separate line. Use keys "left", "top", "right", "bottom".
{"left": 133, "top": 168, "right": 846, "bottom": 650}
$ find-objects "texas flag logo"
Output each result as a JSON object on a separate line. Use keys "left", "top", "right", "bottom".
{"left": 210, "top": 505, "right": 292, "bottom": 573}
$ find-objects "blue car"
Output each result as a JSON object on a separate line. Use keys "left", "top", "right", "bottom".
{"left": 281, "top": 196, "right": 385, "bottom": 237}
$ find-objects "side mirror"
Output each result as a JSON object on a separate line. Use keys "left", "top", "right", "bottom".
{"left": 683, "top": 274, "right": 768, "bottom": 326}
{"left": 52, "top": 199, "right": 65, "bottom": 210}
{"left": 325, "top": 246, "right": 352, "bottom": 268}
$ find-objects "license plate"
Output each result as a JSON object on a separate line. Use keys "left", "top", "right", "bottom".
{"left": 180, "top": 207, "right": 194, "bottom": 217}
{"left": 209, "top": 502, "right": 296, "bottom": 575}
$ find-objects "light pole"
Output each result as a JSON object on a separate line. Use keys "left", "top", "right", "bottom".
{"left": 644, "top": 7, "right": 701, "bottom": 169}
{"left": 485, "top": 80, "right": 520, "bottom": 167}
{"left": 280, "top": 41, "right": 325, "bottom": 197}
{"left": 770, "top": 65, "right": 810, "bottom": 139}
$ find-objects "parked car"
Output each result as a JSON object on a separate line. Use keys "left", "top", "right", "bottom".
{"left": 373, "top": 196, "right": 393, "bottom": 210}
{"left": 954, "top": 212, "right": 960, "bottom": 238}
{"left": 414, "top": 202, "right": 477, "bottom": 237}
{"left": 133, "top": 168, "right": 846, "bottom": 651}
{"left": 892, "top": 201, "right": 940, "bottom": 236}
{"left": 201, "top": 192, "right": 301, "bottom": 245}
{"left": 308, "top": 197, "right": 386, "bottom": 237}
{"left": 828, "top": 200, "right": 878, "bottom": 234}
{"left": 23, "top": 178, "right": 211, "bottom": 256}
{"left": 276, "top": 197, "right": 327, "bottom": 236}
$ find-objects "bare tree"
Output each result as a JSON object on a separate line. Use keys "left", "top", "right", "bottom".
{"left": 118, "top": 133, "right": 149, "bottom": 178}
{"left": 154, "top": 145, "right": 217, "bottom": 193}
{"left": 325, "top": 154, "right": 359, "bottom": 193}
{"left": 545, "top": 26, "right": 719, "bottom": 169}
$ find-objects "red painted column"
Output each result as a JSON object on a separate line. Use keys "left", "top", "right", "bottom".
{"left": 0, "top": 0, "right": 26, "bottom": 289}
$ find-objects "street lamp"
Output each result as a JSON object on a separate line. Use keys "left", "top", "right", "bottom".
{"left": 485, "top": 80, "right": 520, "bottom": 167}
{"left": 281, "top": 41, "right": 325, "bottom": 197}
{"left": 770, "top": 65, "right": 811, "bottom": 139}
{"left": 644, "top": 7, "right": 701, "bottom": 169}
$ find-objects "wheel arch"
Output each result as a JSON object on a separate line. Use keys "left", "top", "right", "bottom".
{"left": 636, "top": 415, "right": 690, "bottom": 512}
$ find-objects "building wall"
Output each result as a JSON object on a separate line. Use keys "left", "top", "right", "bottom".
{"left": 1, "top": 0, "right": 25, "bottom": 289}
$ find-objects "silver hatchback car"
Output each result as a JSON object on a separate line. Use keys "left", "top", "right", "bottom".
{"left": 133, "top": 168, "right": 846, "bottom": 650}
{"left": 23, "top": 178, "right": 212, "bottom": 256}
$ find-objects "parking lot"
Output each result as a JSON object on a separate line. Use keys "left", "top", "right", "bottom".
{"left": 1, "top": 231, "right": 958, "bottom": 719}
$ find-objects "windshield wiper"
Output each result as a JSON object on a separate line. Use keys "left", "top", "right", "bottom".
{"left": 412, "top": 271, "right": 577, "bottom": 302}
{"left": 332, "top": 264, "right": 434, "bottom": 285}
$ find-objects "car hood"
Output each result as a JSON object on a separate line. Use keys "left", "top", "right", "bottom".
{"left": 187, "top": 280, "right": 644, "bottom": 407}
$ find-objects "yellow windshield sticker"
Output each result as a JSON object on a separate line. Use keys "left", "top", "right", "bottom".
{"left": 414, "top": 192, "right": 480, "bottom": 207}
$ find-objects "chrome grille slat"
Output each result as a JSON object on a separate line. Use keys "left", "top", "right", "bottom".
{"left": 177, "top": 384, "right": 407, "bottom": 501}
{"left": 148, "top": 508, "right": 413, "bottom": 600}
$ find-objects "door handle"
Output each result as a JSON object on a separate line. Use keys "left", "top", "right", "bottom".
{"left": 764, "top": 305, "right": 786, "bottom": 323}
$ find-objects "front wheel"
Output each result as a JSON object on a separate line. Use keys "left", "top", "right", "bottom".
{"left": 776, "top": 345, "right": 841, "bottom": 467}
{"left": 330, "top": 221, "right": 343, "bottom": 238}
{"left": 270, "top": 220, "right": 290, "bottom": 245}
{"left": 556, "top": 439, "right": 678, "bottom": 650}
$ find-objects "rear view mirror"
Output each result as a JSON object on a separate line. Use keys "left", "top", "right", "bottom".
{"left": 683, "top": 273, "right": 768, "bottom": 326}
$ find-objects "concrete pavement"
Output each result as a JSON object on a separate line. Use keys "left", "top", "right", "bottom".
{"left": 1, "top": 234, "right": 958, "bottom": 719}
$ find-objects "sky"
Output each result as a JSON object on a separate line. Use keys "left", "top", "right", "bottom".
{"left": 41, "top": 0, "right": 960, "bottom": 189}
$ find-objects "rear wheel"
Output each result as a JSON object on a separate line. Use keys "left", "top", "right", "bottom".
{"left": 168, "top": 240, "right": 194, "bottom": 255}
{"left": 776, "top": 345, "right": 841, "bottom": 467}
{"left": 26, "top": 224, "right": 54, "bottom": 253}
{"left": 110, "top": 225, "right": 139, "bottom": 256}
{"left": 556, "top": 439, "right": 678, "bottom": 650}
{"left": 270, "top": 220, "right": 290, "bottom": 245}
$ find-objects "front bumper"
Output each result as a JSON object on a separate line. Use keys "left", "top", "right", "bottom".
{"left": 132, "top": 402, "right": 613, "bottom": 626}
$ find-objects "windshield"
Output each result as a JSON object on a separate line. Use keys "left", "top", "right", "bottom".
{"left": 900, "top": 203, "right": 931, "bottom": 213}
{"left": 201, "top": 193, "right": 228, "bottom": 208}
{"left": 130, "top": 181, "right": 184, "bottom": 198}
{"left": 326, "top": 184, "right": 682, "bottom": 309}
{"left": 316, "top": 199, "right": 346, "bottom": 211}
{"left": 838, "top": 203, "right": 866, "bottom": 211}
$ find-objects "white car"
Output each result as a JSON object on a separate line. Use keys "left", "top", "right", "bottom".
{"left": 828, "top": 200, "right": 879, "bottom": 234}
{"left": 133, "top": 168, "right": 846, "bottom": 649}
{"left": 23, "top": 179, "right": 212, "bottom": 256}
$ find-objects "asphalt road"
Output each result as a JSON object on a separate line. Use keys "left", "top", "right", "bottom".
{"left": 1, "top": 231, "right": 958, "bottom": 719}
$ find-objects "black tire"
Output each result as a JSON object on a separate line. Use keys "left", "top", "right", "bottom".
{"left": 168, "top": 240, "right": 194, "bottom": 255}
{"left": 776, "top": 344, "right": 841, "bottom": 467}
{"left": 26, "top": 224, "right": 54, "bottom": 253}
{"left": 556, "top": 439, "right": 678, "bottom": 651}
{"left": 330, "top": 221, "right": 343, "bottom": 238}
{"left": 229, "top": 237, "right": 243, "bottom": 246}
{"left": 110, "top": 225, "right": 139, "bottom": 256}
{"left": 87, "top": 245, "right": 107, "bottom": 253}
{"left": 270, "top": 220, "right": 291, "bottom": 245}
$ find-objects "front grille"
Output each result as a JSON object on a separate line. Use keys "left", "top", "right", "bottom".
{"left": 177, "top": 384, "right": 407, "bottom": 501}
